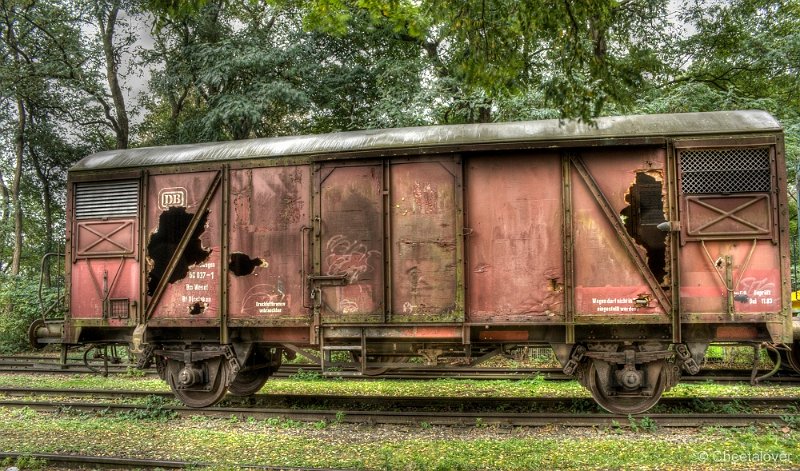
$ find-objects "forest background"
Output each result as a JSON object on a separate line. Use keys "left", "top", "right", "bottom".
{"left": 0, "top": 0, "right": 798, "bottom": 351}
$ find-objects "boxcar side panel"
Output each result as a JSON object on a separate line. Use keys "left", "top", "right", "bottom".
{"left": 465, "top": 152, "right": 565, "bottom": 323}
{"left": 676, "top": 142, "right": 782, "bottom": 325}
{"left": 572, "top": 148, "right": 669, "bottom": 321}
{"left": 679, "top": 241, "right": 780, "bottom": 315}
{"left": 70, "top": 179, "right": 140, "bottom": 325}
{"left": 317, "top": 163, "right": 385, "bottom": 322}
{"left": 390, "top": 160, "right": 460, "bottom": 322}
{"left": 146, "top": 171, "right": 222, "bottom": 324}
{"left": 228, "top": 166, "right": 311, "bottom": 325}
{"left": 70, "top": 258, "right": 140, "bottom": 323}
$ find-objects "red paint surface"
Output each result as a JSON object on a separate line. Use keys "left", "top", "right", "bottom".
{"left": 679, "top": 240, "right": 780, "bottom": 314}
{"left": 70, "top": 258, "right": 139, "bottom": 323}
{"left": 466, "top": 152, "right": 565, "bottom": 322}
{"left": 146, "top": 172, "right": 221, "bottom": 321}
{"left": 390, "top": 161, "right": 459, "bottom": 321}
{"left": 572, "top": 149, "right": 668, "bottom": 320}
{"left": 318, "top": 164, "right": 384, "bottom": 321}
{"left": 228, "top": 166, "right": 311, "bottom": 323}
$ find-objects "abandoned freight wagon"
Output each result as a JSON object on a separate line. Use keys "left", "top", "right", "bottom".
{"left": 30, "top": 110, "right": 798, "bottom": 414}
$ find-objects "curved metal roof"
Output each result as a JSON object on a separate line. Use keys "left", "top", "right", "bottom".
{"left": 72, "top": 110, "right": 781, "bottom": 172}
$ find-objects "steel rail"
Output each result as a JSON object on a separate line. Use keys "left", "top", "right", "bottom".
{"left": 0, "top": 452, "right": 346, "bottom": 470}
{"left": 0, "top": 399, "right": 794, "bottom": 428}
{"left": 1, "top": 356, "right": 798, "bottom": 382}
{"left": 2, "top": 386, "right": 799, "bottom": 411}
{"left": 1, "top": 362, "right": 799, "bottom": 383}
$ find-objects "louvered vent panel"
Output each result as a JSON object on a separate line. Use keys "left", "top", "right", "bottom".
{"left": 75, "top": 181, "right": 139, "bottom": 219}
{"left": 680, "top": 147, "right": 771, "bottom": 194}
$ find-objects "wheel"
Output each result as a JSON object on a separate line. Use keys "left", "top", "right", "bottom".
{"left": 227, "top": 369, "right": 270, "bottom": 396}
{"left": 27, "top": 319, "right": 46, "bottom": 350}
{"left": 787, "top": 341, "right": 800, "bottom": 374}
{"left": 588, "top": 360, "right": 666, "bottom": 415}
{"left": 166, "top": 357, "right": 230, "bottom": 408}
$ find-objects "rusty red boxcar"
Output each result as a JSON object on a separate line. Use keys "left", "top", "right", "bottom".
{"left": 31, "top": 110, "right": 798, "bottom": 413}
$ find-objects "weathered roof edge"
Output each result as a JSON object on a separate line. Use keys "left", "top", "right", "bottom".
{"left": 72, "top": 110, "right": 781, "bottom": 171}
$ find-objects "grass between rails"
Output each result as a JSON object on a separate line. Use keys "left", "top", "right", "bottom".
{"left": 1, "top": 372, "right": 800, "bottom": 399}
{"left": 0, "top": 373, "right": 798, "bottom": 469}
{"left": 0, "top": 406, "right": 798, "bottom": 470}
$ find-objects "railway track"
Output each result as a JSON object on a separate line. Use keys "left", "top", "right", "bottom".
{"left": 0, "top": 395, "right": 795, "bottom": 428}
{"left": 274, "top": 365, "right": 800, "bottom": 383}
{"left": 2, "top": 386, "right": 797, "bottom": 468}
{"left": 1, "top": 385, "right": 798, "bottom": 415}
{"left": 1, "top": 355, "right": 798, "bottom": 383}
{"left": 0, "top": 452, "right": 344, "bottom": 470}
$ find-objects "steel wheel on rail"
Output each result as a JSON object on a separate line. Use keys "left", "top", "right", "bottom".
{"left": 587, "top": 359, "right": 667, "bottom": 415}
{"left": 165, "top": 357, "right": 230, "bottom": 408}
{"left": 27, "top": 319, "right": 46, "bottom": 350}
{"left": 787, "top": 341, "right": 800, "bottom": 374}
{"left": 227, "top": 369, "right": 270, "bottom": 396}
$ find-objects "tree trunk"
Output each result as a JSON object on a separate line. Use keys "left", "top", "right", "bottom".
{"left": 98, "top": 1, "right": 129, "bottom": 149}
{"left": 11, "top": 97, "right": 25, "bottom": 275}
{"left": 0, "top": 167, "right": 10, "bottom": 273}
{"left": 28, "top": 137, "right": 53, "bottom": 286}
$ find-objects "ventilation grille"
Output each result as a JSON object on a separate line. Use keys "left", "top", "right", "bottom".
{"left": 109, "top": 299, "right": 129, "bottom": 319}
{"left": 75, "top": 180, "right": 139, "bottom": 219}
{"left": 680, "top": 147, "right": 771, "bottom": 194}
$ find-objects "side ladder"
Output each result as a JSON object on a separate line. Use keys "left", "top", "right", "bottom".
{"left": 319, "top": 327, "right": 366, "bottom": 376}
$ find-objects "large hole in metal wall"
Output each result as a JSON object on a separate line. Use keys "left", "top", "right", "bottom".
{"left": 229, "top": 252, "right": 266, "bottom": 277}
{"left": 621, "top": 173, "right": 668, "bottom": 283}
{"left": 146, "top": 207, "right": 211, "bottom": 295}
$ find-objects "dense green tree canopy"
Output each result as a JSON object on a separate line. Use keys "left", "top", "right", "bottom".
{"left": 0, "top": 0, "right": 798, "bottom": 279}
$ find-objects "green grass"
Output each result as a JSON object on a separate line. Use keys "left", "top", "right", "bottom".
{"left": 1, "top": 373, "right": 799, "bottom": 400}
{"left": 0, "top": 408, "right": 797, "bottom": 470}
{"left": 0, "top": 372, "right": 798, "bottom": 469}
{"left": 0, "top": 373, "right": 167, "bottom": 391}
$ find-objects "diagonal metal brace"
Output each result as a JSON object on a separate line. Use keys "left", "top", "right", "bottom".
{"left": 570, "top": 155, "right": 672, "bottom": 314}
{"left": 145, "top": 171, "right": 222, "bottom": 322}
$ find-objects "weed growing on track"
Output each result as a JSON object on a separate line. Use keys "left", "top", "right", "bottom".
{"left": 288, "top": 369, "right": 324, "bottom": 381}
{"left": 117, "top": 395, "right": 178, "bottom": 421}
{"left": 628, "top": 415, "right": 658, "bottom": 433}
{"left": 1, "top": 455, "right": 46, "bottom": 470}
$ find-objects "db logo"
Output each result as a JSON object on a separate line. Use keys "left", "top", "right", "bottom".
{"left": 158, "top": 187, "right": 187, "bottom": 210}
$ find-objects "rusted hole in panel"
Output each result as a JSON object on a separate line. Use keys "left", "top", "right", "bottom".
{"left": 548, "top": 278, "right": 564, "bottom": 293}
{"left": 229, "top": 252, "right": 266, "bottom": 277}
{"left": 621, "top": 172, "right": 667, "bottom": 283}
{"left": 189, "top": 302, "right": 206, "bottom": 315}
{"left": 146, "top": 207, "right": 211, "bottom": 296}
